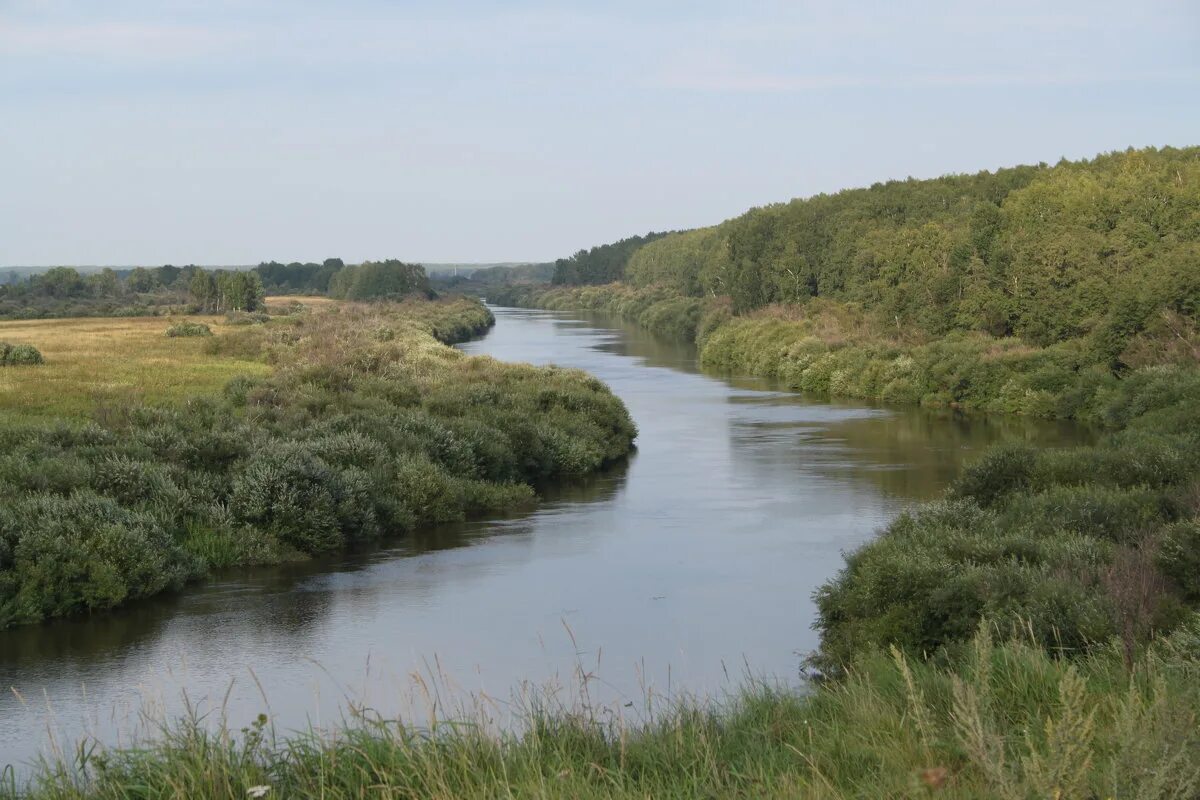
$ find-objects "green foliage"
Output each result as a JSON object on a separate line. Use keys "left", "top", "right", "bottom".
{"left": 551, "top": 147, "right": 1200, "bottom": 352}
{"left": 812, "top": 366, "right": 1200, "bottom": 671}
{"left": 230, "top": 441, "right": 377, "bottom": 553}
{"left": 164, "top": 321, "right": 213, "bottom": 338}
{"left": 0, "top": 491, "right": 197, "bottom": 628}
{"left": 254, "top": 258, "right": 343, "bottom": 294}
{"left": 551, "top": 231, "right": 670, "bottom": 285}
{"left": 327, "top": 259, "right": 430, "bottom": 301}
{"left": 0, "top": 342, "right": 43, "bottom": 366}
{"left": 187, "top": 269, "right": 265, "bottom": 313}
{"left": 0, "top": 264, "right": 204, "bottom": 320}
{"left": 0, "top": 298, "right": 635, "bottom": 629}
{"left": 224, "top": 310, "right": 270, "bottom": 326}
{"left": 1157, "top": 522, "right": 1200, "bottom": 599}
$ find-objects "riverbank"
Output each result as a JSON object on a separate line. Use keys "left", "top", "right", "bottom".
{"left": 0, "top": 297, "right": 636, "bottom": 629}
{"left": 8, "top": 625, "right": 1200, "bottom": 799}
{"left": 488, "top": 282, "right": 1200, "bottom": 422}
{"left": 491, "top": 285, "right": 1200, "bottom": 657}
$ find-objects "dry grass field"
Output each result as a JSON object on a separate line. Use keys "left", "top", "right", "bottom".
{"left": 0, "top": 296, "right": 331, "bottom": 421}
{"left": 0, "top": 315, "right": 267, "bottom": 420}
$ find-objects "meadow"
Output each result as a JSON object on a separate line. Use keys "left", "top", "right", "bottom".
{"left": 0, "top": 297, "right": 341, "bottom": 419}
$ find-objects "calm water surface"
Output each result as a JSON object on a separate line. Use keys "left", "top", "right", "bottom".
{"left": 0, "top": 307, "right": 1089, "bottom": 770}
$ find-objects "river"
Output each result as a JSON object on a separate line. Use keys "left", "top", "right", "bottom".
{"left": 0, "top": 306, "right": 1088, "bottom": 771}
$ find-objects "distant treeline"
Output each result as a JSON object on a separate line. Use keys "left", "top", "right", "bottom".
{"left": 546, "top": 146, "right": 1199, "bottom": 352}
{"left": 551, "top": 232, "right": 670, "bottom": 286}
{"left": 429, "top": 262, "right": 555, "bottom": 292}
{"left": 0, "top": 259, "right": 433, "bottom": 319}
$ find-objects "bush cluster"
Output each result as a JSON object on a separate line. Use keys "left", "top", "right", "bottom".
{"left": 0, "top": 298, "right": 636, "bottom": 628}
{"left": 0, "top": 342, "right": 43, "bottom": 366}
{"left": 811, "top": 366, "right": 1200, "bottom": 671}
{"left": 164, "top": 322, "right": 213, "bottom": 338}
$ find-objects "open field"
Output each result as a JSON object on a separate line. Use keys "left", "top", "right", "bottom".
{"left": 0, "top": 298, "right": 333, "bottom": 421}
{"left": 0, "top": 315, "right": 268, "bottom": 421}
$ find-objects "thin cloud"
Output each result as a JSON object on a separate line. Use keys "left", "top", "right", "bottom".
{"left": 0, "top": 21, "right": 246, "bottom": 58}
{"left": 649, "top": 68, "right": 1200, "bottom": 92}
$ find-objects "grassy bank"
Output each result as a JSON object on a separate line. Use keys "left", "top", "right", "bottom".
{"left": 0, "top": 296, "right": 636, "bottom": 629}
{"left": 489, "top": 282, "right": 1200, "bottom": 420}
{"left": 8, "top": 624, "right": 1200, "bottom": 798}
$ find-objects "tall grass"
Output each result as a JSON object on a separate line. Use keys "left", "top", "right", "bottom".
{"left": 7, "top": 624, "right": 1200, "bottom": 799}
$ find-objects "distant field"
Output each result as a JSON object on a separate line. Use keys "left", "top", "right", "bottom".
{"left": 0, "top": 299, "right": 332, "bottom": 420}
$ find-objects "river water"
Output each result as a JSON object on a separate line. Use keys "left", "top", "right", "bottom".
{"left": 0, "top": 307, "right": 1088, "bottom": 771}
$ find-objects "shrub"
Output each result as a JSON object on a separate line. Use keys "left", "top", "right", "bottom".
{"left": 225, "top": 310, "right": 270, "bottom": 325}
{"left": 164, "top": 321, "right": 213, "bottom": 338}
{"left": 1158, "top": 521, "right": 1200, "bottom": 599}
{"left": 0, "top": 491, "right": 196, "bottom": 627}
{"left": 230, "top": 441, "right": 377, "bottom": 554}
{"left": 0, "top": 342, "right": 44, "bottom": 366}
{"left": 0, "top": 297, "right": 637, "bottom": 629}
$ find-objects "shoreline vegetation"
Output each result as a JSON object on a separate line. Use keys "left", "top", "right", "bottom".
{"left": 7, "top": 146, "right": 1200, "bottom": 796}
{"left": 0, "top": 295, "right": 636, "bottom": 631}
{"left": 7, "top": 625, "right": 1200, "bottom": 798}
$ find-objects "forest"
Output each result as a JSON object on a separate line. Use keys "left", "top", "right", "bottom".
{"left": 551, "top": 232, "right": 671, "bottom": 285}
{"left": 543, "top": 147, "right": 1199, "bottom": 352}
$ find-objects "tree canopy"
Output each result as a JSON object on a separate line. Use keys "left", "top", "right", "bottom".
{"left": 551, "top": 146, "right": 1199, "bottom": 350}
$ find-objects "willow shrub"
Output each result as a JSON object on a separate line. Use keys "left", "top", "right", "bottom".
{"left": 0, "top": 297, "right": 636, "bottom": 629}
{"left": 812, "top": 366, "right": 1200, "bottom": 672}
{"left": 164, "top": 321, "right": 213, "bottom": 338}
{"left": 0, "top": 342, "right": 44, "bottom": 366}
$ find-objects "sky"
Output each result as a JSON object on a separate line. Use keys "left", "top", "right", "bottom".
{"left": 1, "top": 1, "right": 1197, "bottom": 266}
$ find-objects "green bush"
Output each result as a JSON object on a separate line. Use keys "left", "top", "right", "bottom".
{"left": 0, "top": 491, "right": 196, "bottom": 627}
{"left": 0, "top": 342, "right": 44, "bottom": 366}
{"left": 164, "top": 321, "right": 213, "bottom": 338}
{"left": 230, "top": 441, "right": 377, "bottom": 554}
{"left": 225, "top": 310, "right": 270, "bottom": 325}
{"left": 1158, "top": 521, "right": 1200, "bottom": 599}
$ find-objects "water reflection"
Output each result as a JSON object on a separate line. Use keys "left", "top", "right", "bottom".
{"left": 0, "top": 307, "right": 1089, "bottom": 772}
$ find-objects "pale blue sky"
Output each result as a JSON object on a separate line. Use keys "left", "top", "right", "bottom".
{"left": 1, "top": 1, "right": 1197, "bottom": 265}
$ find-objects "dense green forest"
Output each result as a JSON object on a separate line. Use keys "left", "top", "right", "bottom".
{"left": 494, "top": 146, "right": 1200, "bottom": 414}
{"left": 551, "top": 232, "right": 671, "bottom": 285}
{"left": 546, "top": 147, "right": 1199, "bottom": 350}
{"left": 254, "top": 259, "right": 345, "bottom": 294}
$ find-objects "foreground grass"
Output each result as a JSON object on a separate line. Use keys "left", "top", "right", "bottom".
{"left": 7, "top": 625, "right": 1200, "bottom": 799}
{"left": 0, "top": 296, "right": 636, "bottom": 628}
